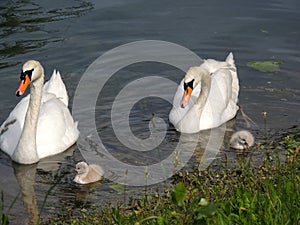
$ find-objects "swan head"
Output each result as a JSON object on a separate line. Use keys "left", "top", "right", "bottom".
{"left": 16, "top": 60, "right": 44, "bottom": 96}
{"left": 180, "top": 67, "right": 210, "bottom": 108}
{"left": 75, "top": 161, "right": 89, "bottom": 175}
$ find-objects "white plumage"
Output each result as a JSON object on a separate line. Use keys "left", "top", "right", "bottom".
{"left": 230, "top": 130, "right": 255, "bottom": 150}
{"left": 169, "top": 53, "right": 239, "bottom": 133}
{"left": 0, "top": 60, "right": 79, "bottom": 164}
{"left": 74, "top": 161, "right": 104, "bottom": 184}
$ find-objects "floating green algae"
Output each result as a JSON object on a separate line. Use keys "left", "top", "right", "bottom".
{"left": 247, "top": 61, "right": 282, "bottom": 73}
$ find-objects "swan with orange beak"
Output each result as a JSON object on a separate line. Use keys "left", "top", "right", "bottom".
{"left": 0, "top": 60, "right": 79, "bottom": 164}
{"left": 169, "top": 52, "right": 239, "bottom": 133}
{"left": 16, "top": 68, "right": 34, "bottom": 96}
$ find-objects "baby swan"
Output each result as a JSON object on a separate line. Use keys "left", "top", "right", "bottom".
{"left": 230, "top": 130, "right": 255, "bottom": 150}
{"left": 74, "top": 161, "right": 104, "bottom": 184}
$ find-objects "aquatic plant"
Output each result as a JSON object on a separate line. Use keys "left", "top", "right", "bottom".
{"left": 0, "top": 191, "right": 19, "bottom": 225}
{"left": 247, "top": 61, "right": 281, "bottom": 73}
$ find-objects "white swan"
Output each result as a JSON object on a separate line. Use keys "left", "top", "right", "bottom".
{"left": 0, "top": 60, "right": 79, "bottom": 164}
{"left": 74, "top": 161, "right": 104, "bottom": 184}
{"left": 169, "top": 53, "right": 239, "bottom": 133}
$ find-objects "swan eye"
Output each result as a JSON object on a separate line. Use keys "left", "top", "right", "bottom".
{"left": 20, "top": 68, "right": 34, "bottom": 83}
{"left": 183, "top": 79, "right": 194, "bottom": 90}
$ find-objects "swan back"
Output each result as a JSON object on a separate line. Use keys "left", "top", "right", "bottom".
{"left": 202, "top": 52, "right": 239, "bottom": 104}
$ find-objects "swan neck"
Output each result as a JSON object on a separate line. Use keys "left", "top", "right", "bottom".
{"left": 13, "top": 74, "right": 44, "bottom": 164}
{"left": 196, "top": 69, "right": 211, "bottom": 108}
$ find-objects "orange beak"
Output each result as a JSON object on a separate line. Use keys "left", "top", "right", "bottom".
{"left": 180, "top": 86, "right": 193, "bottom": 108}
{"left": 16, "top": 74, "right": 31, "bottom": 97}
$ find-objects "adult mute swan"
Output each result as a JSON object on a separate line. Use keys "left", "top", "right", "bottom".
{"left": 0, "top": 60, "right": 79, "bottom": 164}
{"left": 169, "top": 53, "right": 239, "bottom": 133}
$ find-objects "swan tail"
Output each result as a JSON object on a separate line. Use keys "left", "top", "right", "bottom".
{"left": 225, "top": 52, "right": 239, "bottom": 105}
{"left": 226, "top": 52, "right": 235, "bottom": 67}
{"left": 43, "top": 70, "right": 69, "bottom": 107}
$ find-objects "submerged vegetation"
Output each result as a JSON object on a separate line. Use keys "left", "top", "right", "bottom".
{"left": 40, "top": 131, "right": 300, "bottom": 225}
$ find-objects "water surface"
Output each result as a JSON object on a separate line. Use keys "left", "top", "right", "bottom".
{"left": 0, "top": 0, "right": 299, "bottom": 223}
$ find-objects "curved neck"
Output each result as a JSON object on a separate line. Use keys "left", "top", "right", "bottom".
{"left": 12, "top": 75, "right": 44, "bottom": 164}
{"left": 195, "top": 68, "right": 211, "bottom": 109}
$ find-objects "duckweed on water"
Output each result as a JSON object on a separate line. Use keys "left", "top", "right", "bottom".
{"left": 247, "top": 61, "right": 282, "bottom": 73}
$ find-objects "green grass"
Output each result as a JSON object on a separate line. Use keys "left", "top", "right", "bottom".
{"left": 0, "top": 191, "right": 19, "bottom": 225}
{"left": 42, "top": 133, "right": 300, "bottom": 225}
{"left": 0, "top": 192, "right": 9, "bottom": 225}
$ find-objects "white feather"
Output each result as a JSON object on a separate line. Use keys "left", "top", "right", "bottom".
{"left": 0, "top": 61, "right": 79, "bottom": 164}
{"left": 169, "top": 52, "right": 239, "bottom": 133}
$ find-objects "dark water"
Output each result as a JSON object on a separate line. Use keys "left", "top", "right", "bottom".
{"left": 0, "top": 0, "right": 299, "bottom": 224}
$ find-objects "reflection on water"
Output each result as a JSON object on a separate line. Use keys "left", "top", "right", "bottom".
{"left": 13, "top": 163, "right": 39, "bottom": 225}
{"left": 0, "top": 0, "right": 93, "bottom": 68}
{"left": 7, "top": 146, "right": 78, "bottom": 225}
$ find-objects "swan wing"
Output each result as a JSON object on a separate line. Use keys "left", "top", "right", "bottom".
{"left": 36, "top": 95, "right": 79, "bottom": 159}
{"left": 0, "top": 96, "right": 30, "bottom": 156}
{"left": 89, "top": 164, "right": 104, "bottom": 177}
{"left": 43, "top": 70, "right": 69, "bottom": 107}
{"left": 0, "top": 92, "right": 78, "bottom": 159}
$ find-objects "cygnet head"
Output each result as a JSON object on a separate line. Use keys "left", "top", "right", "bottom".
{"left": 75, "top": 161, "right": 89, "bottom": 175}
{"left": 16, "top": 60, "right": 44, "bottom": 96}
{"left": 230, "top": 130, "right": 255, "bottom": 150}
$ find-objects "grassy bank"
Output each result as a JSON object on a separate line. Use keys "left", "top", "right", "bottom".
{"left": 41, "top": 132, "right": 299, "bottom": 225}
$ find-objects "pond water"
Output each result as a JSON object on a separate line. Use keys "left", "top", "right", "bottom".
{"left": 0, "top": 0, "right": 299, "bottom": 224}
